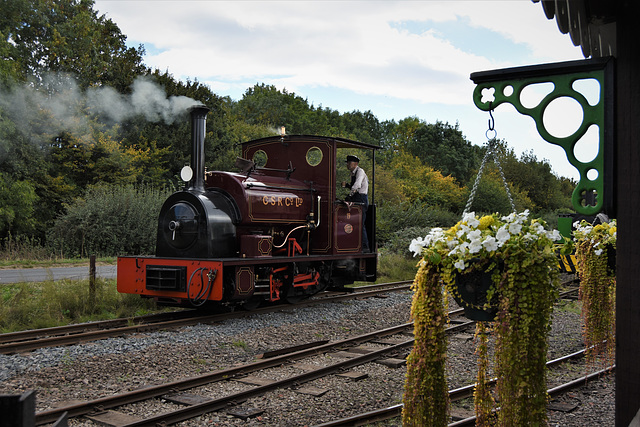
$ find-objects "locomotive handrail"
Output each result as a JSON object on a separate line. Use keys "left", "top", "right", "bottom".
{"left": 245, "top": 183, "right": 317, "bottom": 192}
{"left": 315, "top": 195, "right": 321, "bottom": 228}
{"left": 334, "top": 199, "right": 366, "bottom": 206}
{"left": 273, "top": 225, "right": 309, "bottom": 249}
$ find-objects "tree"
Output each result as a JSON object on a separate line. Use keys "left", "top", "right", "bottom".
{"left": 387, "top": 151, "right": 466, "bottom": 211}
{"left": 406, "top": 120, "right": 481, "bottom": 183}
{"left": 2, "top": 0, "right": 146, "bottom": 90}
{"left": 0, "top": 172, "right": 37, "bottom": 238}
{"left": 499, "top": 147, "right": 572, "bottom": 212}
{"left": 47, "top": 184, "right": 171, "bottom": 257}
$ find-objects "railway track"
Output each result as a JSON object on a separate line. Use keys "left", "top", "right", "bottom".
{"left": 33, "top": 306, "right": 469, "bottom": 425}
{"left": 312, "top": 350, "right": 614, "bottom": 426}
{"left": 0, "top": 281, "right": 412, "bottom": 355}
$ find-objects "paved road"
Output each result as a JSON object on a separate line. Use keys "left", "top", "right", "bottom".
{"left": 0, "top": 265, "right": 117, "bottom": 284}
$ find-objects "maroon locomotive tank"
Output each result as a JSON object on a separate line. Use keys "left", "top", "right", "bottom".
{"left": 205, "top": 172, "right": 313, "bottom": 226}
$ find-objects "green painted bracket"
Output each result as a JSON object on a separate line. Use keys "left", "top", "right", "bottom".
{"left": 470, "top": 58, "right": 614, "bottom": 216}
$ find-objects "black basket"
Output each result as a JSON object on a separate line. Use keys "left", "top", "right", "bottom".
{"left": 453, "top": 262, "right": 500, "bottom": 321}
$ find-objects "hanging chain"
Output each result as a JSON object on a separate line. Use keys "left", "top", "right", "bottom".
{"left": 463, "top": 107, "right": 516, "bottom": 215}
{"left": 492, "top": 145, "right": 516, "bottom": 213}
{"left": 463, "top": 140, "right": 494, "bottom": 215}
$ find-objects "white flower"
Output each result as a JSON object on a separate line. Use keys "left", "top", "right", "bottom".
{"left": 482, "top": 236, "right": 499, "bottom": 252}
{"left": 496, "top": 227, "right": 511, "bottom": 246}
{"left": 595, "top": 248, "right": 604, "bottom": 255}
{"left": 467, "top": 217, "right": 480, "bottom": 229}
{"left": 508, "top": 222, "right": 522, "bottom": 234}
{"left": 462, "top": 212, "right": 479, "bottom": 228}
{"left": 409, "top": 237, "right": 425, "bottom": 257}
{"left": 502, "top": 212, "right": 516, "bottom": 222}
{"left": 454, "top": 259, "right": 466, "bottom": 270}
{"left": 518, "top": 209, "right": 530, "bottom": 221}
{"left": 547, "top": 229, "right": 561, "bottom": 241}
{"left": 457, "top": 225, "right": 470, "bottom": 238}
{"left": 467, "top": 229, "right": 482, "bottom": 240}
{"left": 531, "top": 222, "right": 545, "bottom": 235}
{"left": 469, "top": 239, "right": 482, "bottom": 254}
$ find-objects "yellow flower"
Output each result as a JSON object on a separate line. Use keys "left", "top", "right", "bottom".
{"left": 478, "top": 215, "right": 495, "bottom": 230}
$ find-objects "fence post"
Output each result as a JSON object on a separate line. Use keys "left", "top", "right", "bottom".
{"left": 89, "top": 255, "right": 96, "bottom": 308}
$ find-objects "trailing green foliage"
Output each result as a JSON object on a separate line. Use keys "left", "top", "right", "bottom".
{"left": 492, "top": 242, "right": 558, "bottom": 426}
{"left": 402, "top": 260, "right": 449, "bottom": 426}
{"left": 572, "top": 219, "right": 617, "bottom": 366}
{"left": 47, "top": 184, "right": 171, "bottom": 257}
{"left": 473, "top": 322, "right": 495, "bottom": 426}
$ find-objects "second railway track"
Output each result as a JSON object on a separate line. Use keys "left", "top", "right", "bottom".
{"left": 0, "top": 281, "right": 412, "bottom": 355}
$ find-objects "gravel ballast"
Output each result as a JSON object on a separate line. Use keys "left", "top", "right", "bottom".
{"left": 0, "top": 290, "right": 615, "bottom": 426}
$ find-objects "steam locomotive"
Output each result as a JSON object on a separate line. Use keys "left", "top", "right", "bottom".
{"left": 117, "top": 106, "right": 378, "bottom": 308}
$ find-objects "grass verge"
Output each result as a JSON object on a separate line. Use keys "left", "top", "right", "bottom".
{"left": 0, "top": 252, "right": 419, "bottom": 333}
{"left": 0, "top": 278, "right": 159, "bottom": 333}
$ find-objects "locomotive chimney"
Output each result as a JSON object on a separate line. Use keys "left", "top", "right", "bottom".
{"left": 188, "top": 105, "right": 210, "bottom": 193}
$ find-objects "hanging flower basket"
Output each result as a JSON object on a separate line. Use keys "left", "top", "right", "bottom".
{"left": 404, "top": 210, "right": 561, "bottom": 426}
{"left": 570, "top": 218, "right": 617, "bottom": 366}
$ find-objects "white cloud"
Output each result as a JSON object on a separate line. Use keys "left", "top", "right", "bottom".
{"left": 95, "top": 1, "right": 580, "bottom": 102}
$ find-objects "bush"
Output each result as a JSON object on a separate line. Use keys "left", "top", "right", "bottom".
{"left": 47, "top": 184, "right": 171, "bottom": 258}
{"left": 376, "top": 251, "right": 421, "bottom": 282}
{"left": 384, "top": 226, "right": 433, "bottom": 257}
{"left": 376, "top": 201, "right": 459, "bottom": 250}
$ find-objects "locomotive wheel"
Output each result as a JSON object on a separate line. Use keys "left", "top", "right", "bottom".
{"left": 241, "top": 297, "right": 262, "bottom": 311}
{"left": 285, "top": 294, "right": 304, "bottom": 304}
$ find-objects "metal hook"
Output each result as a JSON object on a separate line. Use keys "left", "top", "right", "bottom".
{"left": 488, "top": 107, "right": 495, "bottom": 132}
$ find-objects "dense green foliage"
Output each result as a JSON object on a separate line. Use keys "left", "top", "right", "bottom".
{"left": 0, "top": 0, "right": 575, "bottom": 259}
{"left": 47, "top": 185, "right": 171, "bottom": 257}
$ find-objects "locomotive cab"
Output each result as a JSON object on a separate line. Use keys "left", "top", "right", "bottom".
{"left": 238, "top": 133, "right": 379, "bottom": 258}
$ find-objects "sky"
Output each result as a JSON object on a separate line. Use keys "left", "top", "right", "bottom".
{"left": 93, "top": 0, "right": 587, "bottom": 180}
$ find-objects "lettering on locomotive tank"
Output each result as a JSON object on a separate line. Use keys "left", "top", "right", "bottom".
{"left": 262, "top": 195, "right": 304, "bottom": 207}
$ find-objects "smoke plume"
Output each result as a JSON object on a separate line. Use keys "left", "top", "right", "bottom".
{"left": 0, "top": 73, "right": 198, "bottom": 151}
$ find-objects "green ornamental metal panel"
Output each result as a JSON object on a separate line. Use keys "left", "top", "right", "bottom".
{"left": 471, "top": 58, "right": 614, "bottom": 216}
